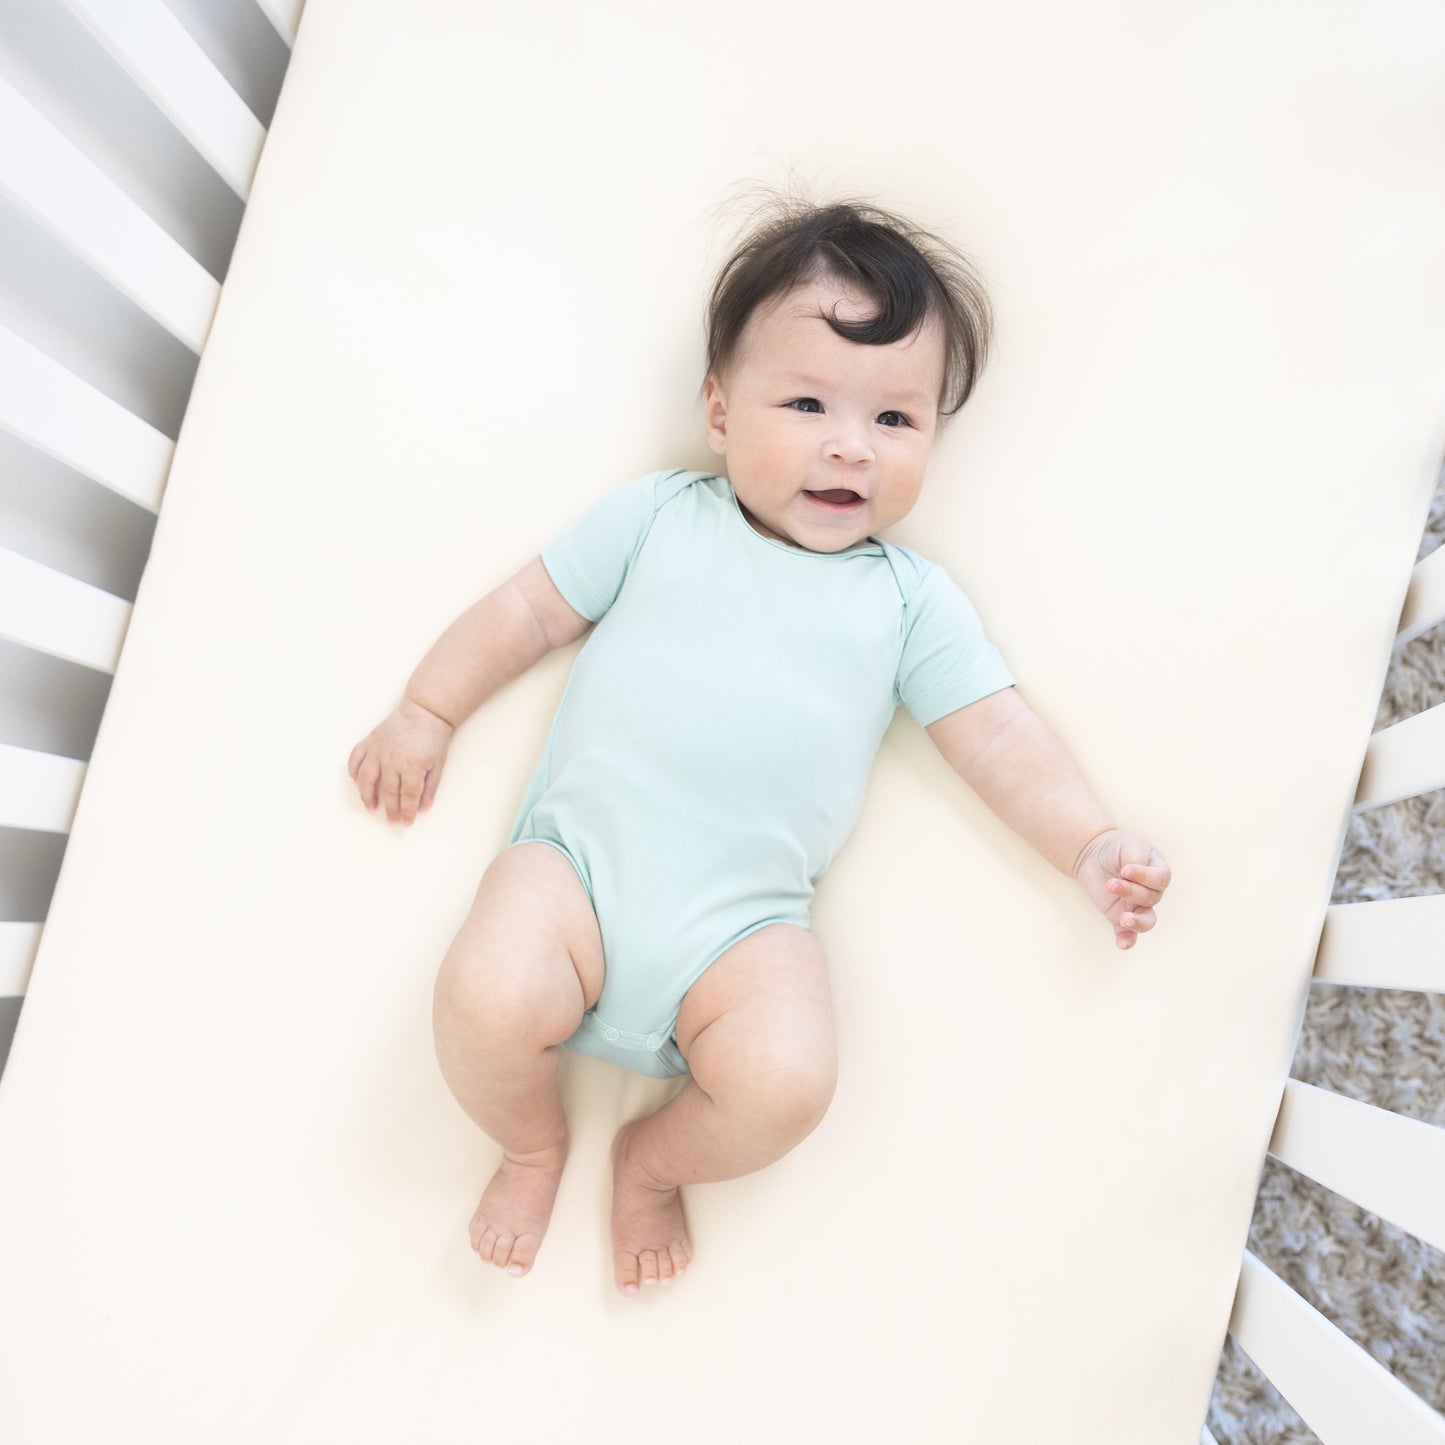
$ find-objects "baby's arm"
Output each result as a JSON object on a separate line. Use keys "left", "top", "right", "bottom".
{"left": 925, "top": 687, "right": 1171, "bottom": 949}
{"left": 348, "top": 557, "right": 591, "bottom": 825}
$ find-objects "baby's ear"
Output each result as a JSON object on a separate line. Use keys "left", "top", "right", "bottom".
{"left": 702, "top": 375, "right": 728, "bottom": 442}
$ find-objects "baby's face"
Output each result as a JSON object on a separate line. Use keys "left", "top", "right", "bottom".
{"left": 703, "top": 276, "right": 945, "bottom": 553}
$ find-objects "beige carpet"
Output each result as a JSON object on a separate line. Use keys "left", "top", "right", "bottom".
{"left": 1207, "top": 460, "right": 1445, "bottom": 1441}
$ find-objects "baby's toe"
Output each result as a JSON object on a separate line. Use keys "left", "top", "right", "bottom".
{"left": 472, "top": 1221, "right": 499, "bottom": 1262}
{"left": 668, "top": 1240, "right": 690, "bottom": 1277}
{"left": 615, "top": 1252, "right": 641, "bottom": 1297}
{"left": 639, "top": 1249, "right": 662, "bottom": 1287}
{"left": 504, "top": 1234, "right": 540, "bottom": 1277}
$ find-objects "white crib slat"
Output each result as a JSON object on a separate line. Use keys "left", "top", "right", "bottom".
{"left": 1353, "top": 700, "right": 1445, "bottom": 811}
{"left": 1396, "top": 543, "right": 1445, "bottom": 647}
{"left": 254, "top": 0, "right": 305, "bottom": 46}
{"left": 60, "top": 0, "right": 265, "bottom": 201}
{"left": 0, "top": 78, "right": 219, "bottom": 353}
{"left": 0, "top": 923, "right": 43, "bottom": 997}
{"left": 0, "top": 744, "right": 86, "bottom": 835}
{"left": 1267, "top": 1079, "right": 1445, "bottom": 1255}
{"left": 1313, "top": 896, "right": 1445, "bottom": 993}
{"left": 1229, "top": 1251, "right": 1445, "bottom": 1445}
{"left": 0, "top": 324, "right": 170, "bottom": 513}
{"left": 0, "top": 547, "right": 131, "bottom": 674}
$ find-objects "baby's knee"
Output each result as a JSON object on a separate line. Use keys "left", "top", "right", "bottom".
{"left": 433, "top": 941, "right": 581, "bottom": 1049}
{"left": 718, "top": 1045, "right": 838, "bottom": 1142}
{"left": 774, "top": 1059, "right": 837, "bottom": 1139}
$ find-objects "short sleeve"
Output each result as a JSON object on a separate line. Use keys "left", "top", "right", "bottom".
{"left": 894, "top": 562, "right": 1016, "bottom": 727}
{"left": 539, "top": 472, "right": 660, "bottom": 621}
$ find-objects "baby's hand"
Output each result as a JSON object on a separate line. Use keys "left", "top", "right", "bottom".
{"left": 1073, "top": 829, "right": 1172, "bottom": 951}
{"left": 347, "top": 697, "right": 454, "bottom": 826}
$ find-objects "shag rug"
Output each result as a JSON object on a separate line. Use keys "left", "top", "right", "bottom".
{"left": 1206, "top": 462, "right": 1445, "bottom": 1442}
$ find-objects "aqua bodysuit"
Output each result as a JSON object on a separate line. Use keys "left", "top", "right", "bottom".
{"left": 506, "top": 469, "right": 1015, "bottom": 1078}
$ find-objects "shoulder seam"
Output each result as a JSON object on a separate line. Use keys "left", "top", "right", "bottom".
{"left": 624, "top": 468, "right": 696, "bottom": 577}
{"left": 878, "top": 538, "right": 929, "bottom": 607}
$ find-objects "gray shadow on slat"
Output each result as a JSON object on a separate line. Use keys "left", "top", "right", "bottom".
{"left": 0, "top": 637, "right": 112, "bottom": 762}
{"left": 0, "top": 997, "right": 21, "bottom": 1081}
{"left": 0, "top": 827, "right": 66, "bottom": 925}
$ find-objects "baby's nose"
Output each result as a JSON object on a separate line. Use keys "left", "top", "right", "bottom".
{"left": 824, "top": 428, "right": 874, "bottom": 464}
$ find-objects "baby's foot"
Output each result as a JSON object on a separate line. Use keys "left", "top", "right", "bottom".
{"left": 469, "top": 1142, "right": 568, "bottom": 1278}
{"left": 610, "top": 1124, "right": 692, "bottom": 1296}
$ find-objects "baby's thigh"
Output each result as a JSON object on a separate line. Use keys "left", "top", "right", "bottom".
{"left": 436, "top": 842, "right": 605, "bottom": 1031}
{"left": 674, "top": 924, "right": 837, "bottom": 1099}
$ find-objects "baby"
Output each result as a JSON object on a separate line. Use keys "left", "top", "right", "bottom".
{"left": 347, "top": 195, "right": 1171, "bottom": 1297}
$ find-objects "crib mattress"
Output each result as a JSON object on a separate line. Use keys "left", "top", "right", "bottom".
{"left": 2, "top": 2, "right": 1443, "bottom": 1441}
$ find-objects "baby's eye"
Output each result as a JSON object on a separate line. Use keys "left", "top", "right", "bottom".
{"left": 878, "top": 410, "right": 910, "bottom": 428}
{"left": 787, "top": 397, "right": 822, "bottom": 413}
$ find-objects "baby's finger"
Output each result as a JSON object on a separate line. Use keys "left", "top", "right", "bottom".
{"left": 419, "top": 765, "right": 442, "bottom": 812}
{"left": 398, "top": 772, "right": 424, "bottom": 826}
{"left": 380, "top": 766, "right": 403, "bottom": 823}
{"left": 354, "top": 752, "right": 380, "bottom": 810}
{"left": 1120, "top": 907, "right": 1156, "bottom": 934}
{"left": 1121, "top": 862, "right": 1170, "bottom": 894}
{"left": 1107, "top": 876, "right": 1158, "bottom": 906}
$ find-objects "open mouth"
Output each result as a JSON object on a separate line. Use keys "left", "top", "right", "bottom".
{"left": 804, "top": 489, "right": 865, "bottom": 511}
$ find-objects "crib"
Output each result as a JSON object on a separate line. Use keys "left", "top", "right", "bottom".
{"left": 1, "top": 2, "right": 1443, "bottom": 1441}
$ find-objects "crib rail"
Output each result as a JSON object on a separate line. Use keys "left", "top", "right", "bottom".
{"left": 0, "top": 743, "right": 84, "bottom": 835}
{"left": 255, "top": 0, "right": 304, "bottom": 46}
{"left": 1398, "top": 532, "right": 1445, "bottom": 646}
{"left": 62, "top": 0, "right": 266, "bottom": 202}
{"left": 0, "top": 325, "right": 172, "bottom": 510}
{"left": 0, "top": 75, "right": 220, "bottom": 350}
{"left": 1313, "top": 894, "right": 1445, "bottom": 992}
{"left": 1267, "top": 1079, "right": 1445, "bottom": 1255}
{"left": 0, "top": 545, "right": 132, "bottom": 672}
{"left": 1216, "top": 539, "right": 1445, "bottom": 1439}
{"left": 0, "top": 2, "right": 292, "bottom": 1042}
{"left": 1354, "top": 538, "right": 1445, "bottom": 811}
{"left": 1354, "top": 699, "right": 1445, "bottom": 810}
{"left": 1229, "top": 1251, "right": 1445, "bottom": 1444}
{"left": 0, "top": 923, "right": 42, "bottom": 997}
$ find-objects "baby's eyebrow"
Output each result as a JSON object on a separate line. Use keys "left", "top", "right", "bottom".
{"left": 778, "top": 372, "right": 834, "bottom": 393}
{"left": 780, "top": 373, "right": 933, "bottom": 407}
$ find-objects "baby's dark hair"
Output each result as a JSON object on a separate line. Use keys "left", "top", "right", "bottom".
{"left": 701, "top": 187, "right": 995, "bottom": 421}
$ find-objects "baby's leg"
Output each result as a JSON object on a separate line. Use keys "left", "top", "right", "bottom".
{"left": 433, "top": 841, "right": 604, "bottom": 1277}
{"left": 610, "top": 923, "right": 837, "bottom": 1295}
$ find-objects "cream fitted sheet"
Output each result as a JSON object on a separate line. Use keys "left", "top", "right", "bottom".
{"left": 1, "top": 1, "right": 1443, "bottom": 1441}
